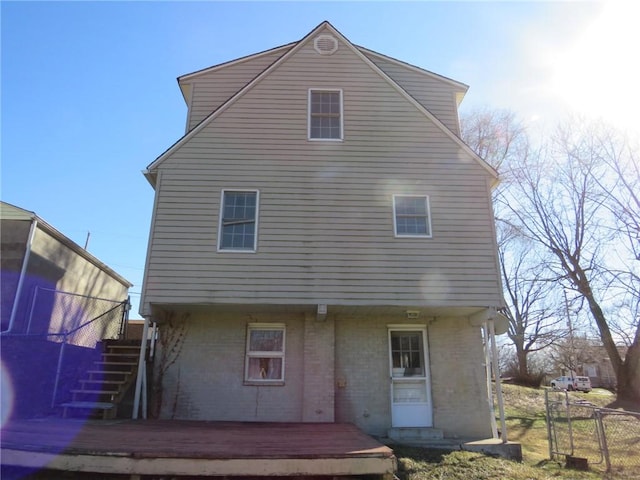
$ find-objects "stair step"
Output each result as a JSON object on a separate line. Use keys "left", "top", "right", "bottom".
{"left": 80, "top": 379, "right": 128, "bottom": 386}
{"left": 71, "top": 388, "right": 119, "bottom": 395}
{"left": 85, "top": 372, "right": 131, "bottom": 381}
{"left": 61, "top": 401, "right": 115, "bottom": 410}
{"left": 95, "top": 361, "right": 138, "bottom": 366}
{"left": 86, "top": 369, "right": 132, "bottom": 375}
{"left": 61, "top": 401, "right": 117, "bottom": 419}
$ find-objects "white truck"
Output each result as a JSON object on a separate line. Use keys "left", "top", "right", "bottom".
{"left": 550, "top": 375, "right": 592, "bottom": 392}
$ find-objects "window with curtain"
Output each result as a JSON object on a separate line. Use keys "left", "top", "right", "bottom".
{"left": 245, "top": 324, "right": 285, "bottom": 383}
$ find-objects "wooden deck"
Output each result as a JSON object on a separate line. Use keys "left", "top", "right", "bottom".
{"left": 1, "top": 419, "right": 396, "bottom": 478}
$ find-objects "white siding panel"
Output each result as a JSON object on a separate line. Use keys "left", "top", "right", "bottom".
{"left": 186, "top": 49, "right": 288, "bottom": 130}
{"left": 362, "top": 52, "right": 462, "bottom": 135}
{"left": 145, "top": 32, "right": 501, "bottom": 308}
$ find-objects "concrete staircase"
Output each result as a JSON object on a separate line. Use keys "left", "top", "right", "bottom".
{"left": 61, "top": 340, "right": 141, "bottom": 419}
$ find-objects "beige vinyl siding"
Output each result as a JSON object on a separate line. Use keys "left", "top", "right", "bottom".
{"left": 185, "top": 48, "right": 289, "bottom": 131}
{"left": 361, "top": 51, "right": 463, "bottom": 135}
{"left": 145, "top": 30, "right": 501, "bottom": 308}
{"left": 30, "top": 227, "right": 130, "bottom": 302}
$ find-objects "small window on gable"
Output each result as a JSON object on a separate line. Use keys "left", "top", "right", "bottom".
{"left": 245, "top": 323, "right": 285, "bottom": 384}
{"left": 309, "top": 89, "right": 343, "bottom": 140}
{"left": 393, "top": 195, "right": 432, "bottom": 238}
{"left": 218, "top": 190, "right": 259, "bottom": 252}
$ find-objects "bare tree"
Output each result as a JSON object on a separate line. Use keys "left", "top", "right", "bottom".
{"left": 499, "top": 118, "right": 640, "bottom": 402}
{"left": 460, "top": 107, "right": 528, "bottom": 174}
{"left": 497, "top": 220, "right": 566, "bottom": 379}
{"left": 461, "top": 108, "right": 565, "bottom": 381}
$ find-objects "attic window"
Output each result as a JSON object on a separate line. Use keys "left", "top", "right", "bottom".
{"left": 309, "top": 89, "right": 343, "bottom": 140}
{"left": 314, "top": 34, "right": 338, "bottom": 55}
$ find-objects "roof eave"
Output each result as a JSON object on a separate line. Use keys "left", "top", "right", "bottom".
{"left": 143, "top": 169, "right": 157, "bottom": 189}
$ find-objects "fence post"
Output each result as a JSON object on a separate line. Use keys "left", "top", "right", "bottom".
{"left": 565, "top": 391, "right": 575, "bottom": 456}
{"left": 51, "top": 332, "right": 68, "bottom": 408}
{"left": 26, "top": 286, "right": 40, "bottom": 335}
{"left": 119, "top": 297, "right": 131, "bottom": 340}
{"left": 545, "top": 389, "right": 554, "bottom": 460}
{"left": 595, "top": 410, "right": 612, "bottom": 472}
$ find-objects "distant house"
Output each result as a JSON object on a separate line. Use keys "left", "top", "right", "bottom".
{"left": 582, "top": 345, "right": 625, "bottom": 389}
{"left": 1, "top": 201, "right": 132, "bottom": 335}
{"left": 139, "top": 21, "right": 508, "bottom": 441}
{"left": 1, "top": 201, "right": 132, "bottom": 418}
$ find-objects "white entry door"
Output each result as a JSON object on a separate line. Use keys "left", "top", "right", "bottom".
{"left": 388, "top": 327, "right": 432, "bottom": 427}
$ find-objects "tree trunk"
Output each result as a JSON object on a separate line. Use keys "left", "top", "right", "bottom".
{"left": 516, "top": 345, "right": 528, "bottom": 379}
{"left": 580, "top": 279, "right": 640, "bottom": 402}
{"left": 616, "top": 330, "right": 640, "bottom": 403}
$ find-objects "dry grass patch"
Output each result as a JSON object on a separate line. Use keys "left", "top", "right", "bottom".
{"left": 393, "top": 445, "right": 600, "bottom": 480}
{"left": 393, "top": 385, "right": 639, "bottom": 479}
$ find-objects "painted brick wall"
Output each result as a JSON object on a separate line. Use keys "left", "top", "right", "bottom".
{"left": 156, "top": 309, "right": 494, "bottom": 439}
{"left": 425, "top": 316, "right": 493, "bottom": 438}
{"left": 156, "top": 311, "right": 305, "bottom": 422}
{"left": 302, "top": 315, "right": 335, "bottom": 422}
{"left": 335, "top": 315, "right": 392, "bottom": 436}
{"left": 335, "top": 314, "right": 493, "bottom": 439}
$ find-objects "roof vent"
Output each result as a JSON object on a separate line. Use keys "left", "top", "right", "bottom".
{"left": 314, "top": 34, "right": 338, "bottom": 55}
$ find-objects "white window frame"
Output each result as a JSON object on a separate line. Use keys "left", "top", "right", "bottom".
{"left": 217, "top": 189, "right": 260, "bottom": 253}
{"left": 308, "top": 89, "right": 343, "bottom": 141}
{"left": 244, "top": 323, "right": 286, "bottom": 385}
{"left": 393, "top": 194, "right": 432, "bottom": 238}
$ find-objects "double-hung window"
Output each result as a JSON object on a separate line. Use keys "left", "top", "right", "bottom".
{"left": 393, "top": 195, "right": 432, "bottom": 237}
{"left": 245, "top": 323, "right": 285, "bottom": 383}
{"left": 218, "top": 190, "right": 259, "bottom": 252}
{"left": 308, "top": 89, "right": 343, "bottom": 140}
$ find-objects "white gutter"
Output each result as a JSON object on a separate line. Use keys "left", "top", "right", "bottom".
{"left": 132, "top": 315, "right": 151, "bottom": 419}
{"left": 4, "top": 218, "right": 38, "bottom": 334}
{"left": 489, "top": 317, "right": 508, "bottom": 442}
{"left": 483, "top": 321, "right": 499, "bottom": 439}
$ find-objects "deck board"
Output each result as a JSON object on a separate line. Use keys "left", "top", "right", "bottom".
{"left": 1, "top": 419, "right": 396, "bottom": 477}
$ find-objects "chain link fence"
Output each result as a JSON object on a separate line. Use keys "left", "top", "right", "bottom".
{"left": 546, "top": 389, "right": 640, "bottom": 476}
{"left": 26, "top": 286, "right": 127, "bottom": 343}
{"left": 2, "top": 287, "right": 130, "bottom": 416}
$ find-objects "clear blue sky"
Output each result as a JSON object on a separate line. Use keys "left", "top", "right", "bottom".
{"left": 2, "top": 1, "right": 636, "bottom": 317}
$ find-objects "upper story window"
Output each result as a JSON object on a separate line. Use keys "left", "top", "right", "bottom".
{"left": 393, "top": 195, "right": 432, "bottom": 238}
{"left": 218, "top": 190, "right": 259, "bottom": 252}
{"left": 245, "top": 323, "right": 286, "bottom": 384}
{"left": 308, "top": 89, "right": 343, "bottom": 141}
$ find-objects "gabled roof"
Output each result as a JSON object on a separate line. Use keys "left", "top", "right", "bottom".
{"left": 144, "top": 21, "right": 498, "bottom": 185}
{"left": 0, "top": 201, "right": 133, "bottom": 288}
{"left": 356, "top": 45, "right": 469, "bottom": 100}
{"left": 177, "top": 42, "right": 295, "bottom": 104}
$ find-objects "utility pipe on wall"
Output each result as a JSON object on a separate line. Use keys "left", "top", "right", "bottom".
{"left": 489, "top": 318, "right": 508, "bottom": 442}
{"left": 483, "top": 321, "right": 499, "bottom": 439}
{"left": 132, "top": 315, "right": 151, "bottom": 419}
{"left": 4, "top": 218, "right": 38, "bottom": 334}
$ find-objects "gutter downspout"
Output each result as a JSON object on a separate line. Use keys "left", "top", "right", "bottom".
{"left": 483, "top": 321, "right": 499, "bottom": 439}
{"left": 4, "top": 218, "right": 38, "bottom": 334}
{"left": 132, "top": 315, "right": 150, "bottom": 419}
{"left": 489, "top": 317, "right": 508, "bottom": 443}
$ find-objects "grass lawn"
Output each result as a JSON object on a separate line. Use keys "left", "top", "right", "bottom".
{"left": 393, "top": 384, "right": 639, "bottom": 480}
